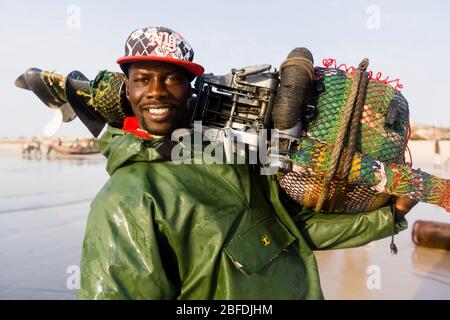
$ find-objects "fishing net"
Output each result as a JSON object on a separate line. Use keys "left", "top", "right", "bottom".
{"left": 277, "top": 65, "right": 449, "bottom": 213}
{"left": 40, "top": 71, "right": 67, "bottom": 105}
{"left": 88, "top": 70, "right": 129, "bottom": 123}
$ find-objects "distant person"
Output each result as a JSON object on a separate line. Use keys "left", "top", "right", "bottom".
{"left": 434, "top": 139, "right": 443, "bottom": 170}
{"left": 22, "top": 137, "right": 41, "bottom": 160}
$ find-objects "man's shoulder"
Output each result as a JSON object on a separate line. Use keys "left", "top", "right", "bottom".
{"left": 88, "top": 174, "right": 153, "bottom": 224}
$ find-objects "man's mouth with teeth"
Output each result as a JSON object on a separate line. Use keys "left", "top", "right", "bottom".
{"left": 141, "top": 105, "right": 176, "bottom": 122}
{"left": 146, "top": 107, "right": 171, "bottom": 114}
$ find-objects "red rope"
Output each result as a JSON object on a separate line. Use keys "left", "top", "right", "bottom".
{"left": 322, "top": 58, "right": 404, "bottom": 90}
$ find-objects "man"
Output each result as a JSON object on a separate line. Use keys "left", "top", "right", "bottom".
{"left": 77, "top": 26, "right": 414, "bottom": 299}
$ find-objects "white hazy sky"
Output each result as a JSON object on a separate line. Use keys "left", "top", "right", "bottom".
{"left": 1, "top": 0, "right": 449, "bottom": 137}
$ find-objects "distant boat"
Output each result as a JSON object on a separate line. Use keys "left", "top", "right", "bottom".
{"left": 47, "top": 139, "right": 99, "bottom": 156}
{"left": 49, "top": 145, "right": 99, "bottom": 155}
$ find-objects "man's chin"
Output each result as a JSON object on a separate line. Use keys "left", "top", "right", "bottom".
{"left": 143, "top": 122, "right": 175, "bottom": 137}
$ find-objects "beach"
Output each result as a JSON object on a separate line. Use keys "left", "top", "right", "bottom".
{"left": 0, "top": 140, "right": 449, "bottom": 300}
{"left": 0, "top": 145, "right": 107, "bottom": 299}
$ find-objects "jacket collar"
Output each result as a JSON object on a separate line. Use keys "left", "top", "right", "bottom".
{"left": 121, "top": 116, "right": 152, "bottom": 139}
{"left": 98, "top": 125, "right": 167, "bottom": 176}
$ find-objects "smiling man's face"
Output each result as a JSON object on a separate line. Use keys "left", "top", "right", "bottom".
{"left": 125, "top": 61, "right": 192, "bottom": 136}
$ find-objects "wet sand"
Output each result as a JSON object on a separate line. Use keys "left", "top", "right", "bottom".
{"left": 316, "top": 201, "right": 450, "bottom": 299}
{"left": 0, "top": 145, "right": 107, "bottom": 299}
{"left": 0, "top": 141, "right": 449, "bottom": 299}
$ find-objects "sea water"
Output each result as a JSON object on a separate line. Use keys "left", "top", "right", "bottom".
{"left": 0, "top": 146, "right": 107, "bottom": 299}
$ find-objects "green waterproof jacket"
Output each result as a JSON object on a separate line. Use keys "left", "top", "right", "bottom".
{"left": 77, "top": 126, "right": 407, "bottom": 300}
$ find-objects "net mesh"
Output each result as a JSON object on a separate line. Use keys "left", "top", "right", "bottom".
{"left": 88, "top": 70, "right": 128, "bottom": 123}
{"left": 278, "top": 67, "right": 449, "bottom": 213}
{"left": 40, "top": 71, "right": 67, "bottom": 104}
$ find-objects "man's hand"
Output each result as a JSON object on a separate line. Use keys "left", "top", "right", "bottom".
{"left": 394, "top": 197, "right": 418, "bottom": 217}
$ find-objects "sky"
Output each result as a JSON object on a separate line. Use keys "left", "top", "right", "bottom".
{"left": 0, "top": 0, "right": 449, "bottom": 137}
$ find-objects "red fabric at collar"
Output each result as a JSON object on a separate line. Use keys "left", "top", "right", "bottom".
{"left": 121, "top": 116, "right": 151, "bottom": 139}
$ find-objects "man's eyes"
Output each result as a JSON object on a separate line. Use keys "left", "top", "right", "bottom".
{"left": 134, "top": 78, "right": 149, "bottom": 84}
{"left": 133, "top": 75, "right": 186, "bottom": 85}
{"left": 165, "top": 76, "right": 183, "bottom": 84}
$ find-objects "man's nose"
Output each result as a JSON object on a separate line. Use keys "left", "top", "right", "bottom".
{"left": 146, "top": 78, "right": 169, "bottom": 99}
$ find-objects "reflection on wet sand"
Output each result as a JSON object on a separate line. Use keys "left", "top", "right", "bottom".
{"left": 316, "top": 243, "right": 450, "bottom": 299}
{"left": 412, "top": 246, "right": 450, "bottom": 299}
{"left": 46, "top": 154, "right": 105, "bottom": 166}
{"left": 316, "top": 245, "right": 372, "bottom": 300}
{"left": 340, "top": 246, "right": 371, "bottom": 299}
{"left": 316, "top": 200, "right": 450, "bottom": 299}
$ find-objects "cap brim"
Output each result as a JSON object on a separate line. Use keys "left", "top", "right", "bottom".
{"left": 116, "top": 56, "right": 204, "bottom": 77}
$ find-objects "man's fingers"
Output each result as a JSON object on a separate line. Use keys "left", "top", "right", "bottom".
{"left": 395, "top": 197, "right": 418, "bottom": 216}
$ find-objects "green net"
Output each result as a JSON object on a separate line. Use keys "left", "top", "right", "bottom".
{"left": 278, "top": 67, "right": 449, "bottom": 213}
{"left": 88, "top": 70, "right": 128, "bottom": 124}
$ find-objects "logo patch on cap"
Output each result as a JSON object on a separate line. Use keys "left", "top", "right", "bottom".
{"left": 117, "top": 26, "right": 204, "bottom": 77}
{"left": 124, "top": 27, "right": 194, "bottom": 62}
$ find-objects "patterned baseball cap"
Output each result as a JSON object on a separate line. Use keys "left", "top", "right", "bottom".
{"left": 117, "top": 26, "right": 204, "bottom": 77}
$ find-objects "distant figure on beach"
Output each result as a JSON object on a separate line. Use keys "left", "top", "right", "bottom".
{"left": 22, "top": 138, "right": 42, "bottom": 160}
{"left": 70, "top": 138, "right": 81, "bottom": 149}
{"left": 434, "top": 139, "right": 443, "bottom": 170}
